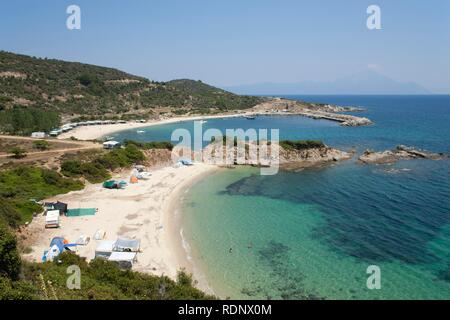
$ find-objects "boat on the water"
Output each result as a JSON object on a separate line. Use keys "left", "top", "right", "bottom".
{"left": 245, "top": 115, "right": 256, "bottom": 120}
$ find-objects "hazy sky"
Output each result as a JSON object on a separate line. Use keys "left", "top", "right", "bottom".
{"left": 1, "top": 0, "right": 449, "bottom": 92}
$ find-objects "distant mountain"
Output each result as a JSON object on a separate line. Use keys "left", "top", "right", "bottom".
{"left": 225, "top": 70, "right": 431, "bottom": 95}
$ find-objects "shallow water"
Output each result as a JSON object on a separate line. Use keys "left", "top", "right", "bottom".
{"left": 115, "top": 95, "right": 450, "bottom": 299}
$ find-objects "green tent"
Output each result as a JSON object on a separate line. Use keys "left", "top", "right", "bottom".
{"left": 66, "top": 208, "right": 96, "bottom": 217}
{"left": 103, "top": 180, "right": 117, "bottom": 189}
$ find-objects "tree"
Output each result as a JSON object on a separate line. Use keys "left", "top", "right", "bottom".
{"left": 0, "top": 223, "right": 21, "bottom": 279}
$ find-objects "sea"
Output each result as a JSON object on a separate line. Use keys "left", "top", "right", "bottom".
{"left": 113, "top": 95, "right": 450, "bottom": 299}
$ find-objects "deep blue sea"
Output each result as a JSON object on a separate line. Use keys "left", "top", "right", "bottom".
{"left": 114, "top": 95, "right": 450, "bottom": 299}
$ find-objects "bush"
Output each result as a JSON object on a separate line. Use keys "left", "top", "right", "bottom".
{"left": 0, "top": 223, "right": 21, "bottom": 279}
{"left": 33, "top": 140, "right": 50, "bottom": 151}
{"left": 124, "top": 140, "right": 174, "bottom": 151}
{"left": 279, "top": 140, "right": 325, "bottom": 151}
{"left": 9, "top": 147, "right": 27, "bottom": 159}
{"left": 0, "top": 199, "right": 22, "bottom": 228}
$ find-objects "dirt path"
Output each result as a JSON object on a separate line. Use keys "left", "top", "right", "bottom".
{"left": 0, "top": 135, "right": 102, "bottom": 164}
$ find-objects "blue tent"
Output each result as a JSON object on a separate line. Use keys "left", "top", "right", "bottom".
{"left": 179, "top": 159, "right": 193, "bottom": 166}
{"left": 42, "top": 237, "right": 77, "bottom": 262}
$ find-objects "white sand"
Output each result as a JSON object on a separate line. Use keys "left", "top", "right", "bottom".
{"left": 23, "top": 163, "right": 217, "bottom": 291}
{"left": 58, "top": 114, "right": 247, "bottom": 141}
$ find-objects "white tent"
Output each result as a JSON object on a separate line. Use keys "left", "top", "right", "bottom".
{"left": 76, "top": 235, "right": 90, "bottom": 246}
{"left": 45, "top": 210, "right": 60, "bottom": 228}
{"left": 103, "top": 141, "right": 121, "bottom": 149}
{"left": 94, "top": 229, "right": 106, "bottom": 240}
{"left": 108, "top": 252, "right": 137, "bottom": 270}
{"left": 113, "top": 237, "right": 140, "bottom": 252}
{"left": 95, "top": 240, "right": 116, "bottom": 259}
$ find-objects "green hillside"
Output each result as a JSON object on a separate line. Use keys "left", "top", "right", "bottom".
{"left": 0, "top": 51, "right": 263, "bottom": 134}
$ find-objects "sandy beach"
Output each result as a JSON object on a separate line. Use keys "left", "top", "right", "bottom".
{"left": 58, "top": 113, "right": 247, "bottom": 141}
{"left": 22, "top": 163, "right": 218, "bottom": 292}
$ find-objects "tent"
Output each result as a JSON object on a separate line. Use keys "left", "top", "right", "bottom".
{"left": 103, "top": 141, "right": 121, "bottom": 149}
{"left": 94, "top": 229, "right": 106, "bottom": 240}
{"left": 113, "top": 237, "right": 140, "bottom": 252}
{"left": 45, "top": 210, "right": 60, "bottom": 228}
{"left": 108, "top": 252, "right": 137, "bottom": 270}
{"left": 103, "top": 180, "right": 118, "bottom": 189}
{"left": 137, "top": 172, "right": 151, "bottom": 180}
{"left": 66, "top": 208, "right": 96, "bottom": 217}
{"left": 76, "top": 235, "right": 90, "bottom": 245}
{"left": 42, "top": 237, "right": 77, "bottom": 262}
{"left": 95, "top": 240, "right": 116, "bottom": 259}
{"left": 130, "top": 176, "right": 138, "bottom": 184}
{"left": 44, "top": 201, "right": 68, "bottom": 215}
{"left": 178, "top": 159, "right": 194, "bottom": 166}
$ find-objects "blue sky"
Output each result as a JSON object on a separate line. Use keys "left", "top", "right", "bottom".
{"left": 1, "top": 0, "right": 449, "bottom": 92}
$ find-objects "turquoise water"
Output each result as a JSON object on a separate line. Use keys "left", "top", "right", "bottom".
{"left": 114, "top": 95, "right": 450, "bottom": 299}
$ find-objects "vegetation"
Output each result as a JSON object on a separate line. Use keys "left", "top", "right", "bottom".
{"left": 8, "top": 147, "right": 27, "bottom": 159}
{"left": 0, "top": 166, "right": 84, "bottom": 226}
{"left": 0, "top": 51, "right": 263, "bottom": 135}
{"left": 33, "top": 140, "right": 50, "bottom": 151}
{"left": 279, "top": 140, "right": 326, "bottom": 151}
{"left": 124, "top": 139, "right": 174, "bottom": 151}
{"left": 0, "top": 222, "right": 214, "bottom": 300}
{"left": 0, "top": 107, "right": 60, "bottom": 135}
{"left": 61, "top": 144, "right": 145, "bottom": 183}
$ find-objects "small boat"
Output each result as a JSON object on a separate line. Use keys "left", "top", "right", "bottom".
{"left": 245, "top": 115, "right": 256, "bottom": 120}
{"left": 136, "top": 130, "right": 145, "bottom": 134}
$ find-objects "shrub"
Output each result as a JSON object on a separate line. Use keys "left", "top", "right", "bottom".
{"left": 33, "top": 140, "right": 50, "bottom": 151}
{"left": 9, "top": 147, "right": 27, "bottom": 159}
{"left": 0, "top": 223, "right": 21, "bottom": 279}
{"left": 124, "top": 140, "right": 174, "bottom": 151}
{"left": 279, "top": 140, "right": 325, "bottom": 151}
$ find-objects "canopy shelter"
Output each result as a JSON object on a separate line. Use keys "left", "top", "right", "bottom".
{"left": 95, "top": 240, "right": 116, "bottom": 259}
{"left": 113, "top": 237, "right": 141, "bottom": 252}
{"left": 108, "top": 252, "right": 137, "bottom": 270}
{"left": 103, "top": 141, "right": 121, "bottom": 149}
{"left": 44, "top": 201, "right": 68, "bottom": 215}
{"left": 45, "top": 210, "right": 60, "bottom": 228}
{"left": 66, "top": 208, "right": 96, "bottom": 217}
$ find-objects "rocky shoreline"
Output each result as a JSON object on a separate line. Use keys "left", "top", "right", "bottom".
{"left": 359, "top": 145, "right": 447, "bottom": 164}
{"left": 199, "top": 140, "right": 352, "bottom": 170}
{"left": 252, "top": 98, "right": 373, "bottom": 126}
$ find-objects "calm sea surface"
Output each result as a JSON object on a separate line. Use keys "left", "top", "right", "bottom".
{"left": 114, "top": 95, "right": 450, "bottom": 299}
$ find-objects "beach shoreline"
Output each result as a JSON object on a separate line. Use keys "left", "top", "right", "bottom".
{"left": 21, "top": 163, "right": 218, "bottom": 293}
{"left": 57, "top": 113, "right": 247, "bottom": 141}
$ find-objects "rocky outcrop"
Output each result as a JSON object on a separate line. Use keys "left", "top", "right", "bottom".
{"left": 359, "top": 145, "right": 446, "bottom": 164}
{"left": 251, "top": 98, "right": 373, "bottom": 126}
{"left": 200, "top": 140, "right": 352, "bottom": 169}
